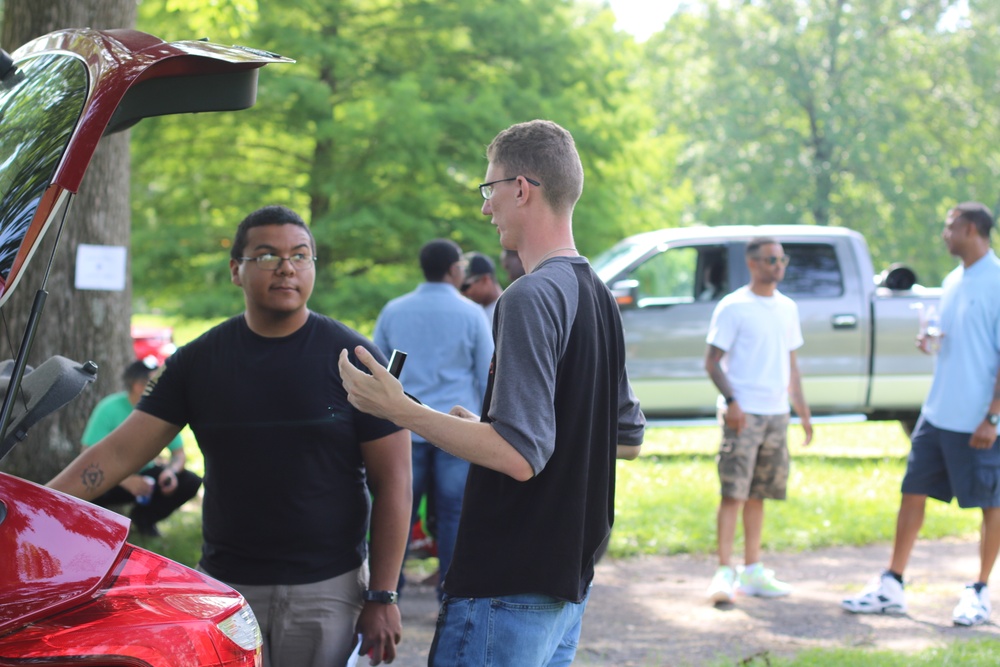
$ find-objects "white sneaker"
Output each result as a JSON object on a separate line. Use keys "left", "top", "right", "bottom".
{"left": 841, "top": 572, "right": 906, "bottom": 614}
{"left": 738, "top": 562, "right": 792, "bottom": 597}
{"left": 707, "top": 565, "right": 737, "bottom": 603}
{"left": 952, "top": 584, "right": 991, "bottom": 627}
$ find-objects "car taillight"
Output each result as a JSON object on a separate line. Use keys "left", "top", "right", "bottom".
{"left": 0, "top": 545, "right": 262, "bottom": 667}
{"left": 217, "top": 603, "right": 262, "bottom": 652}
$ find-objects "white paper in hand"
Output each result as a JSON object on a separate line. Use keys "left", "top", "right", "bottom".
{"left": 344, "top": 633, "right": 363, "bottom": 667}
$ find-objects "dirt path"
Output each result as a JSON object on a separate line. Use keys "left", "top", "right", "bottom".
{"left": 392, "top": 539, "right": 998, "bottom": 666}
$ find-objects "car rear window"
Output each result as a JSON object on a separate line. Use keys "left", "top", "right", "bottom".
{"left": 0, "top": 53, "right": 87, "bottom": 281}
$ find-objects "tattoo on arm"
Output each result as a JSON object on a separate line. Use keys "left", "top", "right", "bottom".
{"left": 82, "top": 463, "right": 105, "bottom": 493}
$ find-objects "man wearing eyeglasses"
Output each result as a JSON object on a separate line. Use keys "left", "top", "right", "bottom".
{"left": 339, "top": 119, "right": 645, "bottom": 666}
{"left": 372, "top": 239, "right": 493, "bottom": 601}
{"left": 703, "top": 236, "right": 813, "bottom": 606}
{"left": 51, "top": 205, "right": 412, "bottom": 667}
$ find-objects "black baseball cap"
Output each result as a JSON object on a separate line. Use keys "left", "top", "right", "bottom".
{"left": 464, "top": 252, "right": 495, "bottom": 279}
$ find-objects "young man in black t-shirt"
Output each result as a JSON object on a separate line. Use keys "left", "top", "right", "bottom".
{"left": 51, "top": 205, "right": 411, "bottom": 667}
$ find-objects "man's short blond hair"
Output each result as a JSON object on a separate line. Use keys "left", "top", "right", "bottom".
{"left": 486, "top": 120, "right": 584, "bottom": 215}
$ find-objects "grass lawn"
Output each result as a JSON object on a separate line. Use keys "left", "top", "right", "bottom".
{"left": 140, "top": 419, "right": 979, "bottom": 567}
{"left": 130, "top": 419, "right": 990, "bottom": 666}
{"left": 711, "top": 639, "right": 999, "bottom": 666}
{"left": 610, "top": 420, "right": 980, "bottom": 558}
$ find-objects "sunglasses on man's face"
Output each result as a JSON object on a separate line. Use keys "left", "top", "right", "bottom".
{"left": 755, "top": 255, "right": 790, "bottom": 266}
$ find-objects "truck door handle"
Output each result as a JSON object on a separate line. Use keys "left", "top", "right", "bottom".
{"left": 831, "top": 314, "right": 858, "bottom": 329}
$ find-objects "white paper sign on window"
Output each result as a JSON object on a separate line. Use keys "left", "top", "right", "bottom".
{"left": 75, "top": 244, "right": 127, "bottom": 291}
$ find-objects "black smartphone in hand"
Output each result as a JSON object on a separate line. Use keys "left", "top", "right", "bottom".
{"left": 388, "top": 349, "right": 407, "bottom": 378}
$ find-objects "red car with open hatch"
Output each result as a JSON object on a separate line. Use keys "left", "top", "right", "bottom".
{"left": 0, "top": 28, "right": 291, "bottom": 666}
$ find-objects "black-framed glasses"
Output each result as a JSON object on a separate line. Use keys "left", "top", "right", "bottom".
{"left": 239, "top": 253, "right": 317, "bottom": 271}
{"left": 478, "top": 176, "right": 541, "bottom": 200}
{"left": 755, "top": 255, "right": 790, "bottom": 266}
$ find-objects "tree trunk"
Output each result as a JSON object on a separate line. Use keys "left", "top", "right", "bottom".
{"left": 0, "top": 0, "right": 137, "bottom": 483}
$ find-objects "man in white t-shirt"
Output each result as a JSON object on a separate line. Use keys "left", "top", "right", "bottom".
{"left": 703, "top": 236, "right": 813, "bottom": 605}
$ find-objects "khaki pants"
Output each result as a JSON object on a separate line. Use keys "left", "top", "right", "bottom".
{"left": 203, "top": 564, "right": 368, "bottom": 667}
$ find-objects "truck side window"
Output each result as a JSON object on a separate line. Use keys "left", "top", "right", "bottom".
{"left": 632, "top": 246, "right": 698, "bottom": 307}
{"left": 697, "top": 249, "right": 728, "bottom": 301}
{"left": 780, "top": 243, "right": 843, "bottom": 297}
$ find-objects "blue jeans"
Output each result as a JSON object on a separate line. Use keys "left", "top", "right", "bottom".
{"left": 411, "top": 440, "right": 470, "bottom": 591}
{"left": 428, "top": 589, "right": 590, "bottom": 666}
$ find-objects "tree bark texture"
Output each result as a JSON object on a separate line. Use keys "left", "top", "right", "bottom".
{"left": 0, "top": 0, "right": 138, "bottom": 482}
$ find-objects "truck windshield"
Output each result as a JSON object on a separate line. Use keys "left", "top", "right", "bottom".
{"left": 592, "top": 240, "right": 652, "bottom": 282}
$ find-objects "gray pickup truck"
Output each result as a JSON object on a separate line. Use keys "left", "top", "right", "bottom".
{"left": 593, "top": 225, "right": 939, "bottom": 429}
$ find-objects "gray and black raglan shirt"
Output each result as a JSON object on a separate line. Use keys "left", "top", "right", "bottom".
{"left": 444, "top": 256, "right": 645, "bottom": 602}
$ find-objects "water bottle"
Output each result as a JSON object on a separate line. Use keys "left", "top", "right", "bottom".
{"left": 136, "top": 475, "right": 156, "bottom": 505}
{"left": 924, "top": 305, "right": 941, "bottom": 354}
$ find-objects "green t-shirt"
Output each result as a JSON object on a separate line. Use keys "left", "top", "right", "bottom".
{"left": 81, "top": 391, "right": 183, "bottom": 472}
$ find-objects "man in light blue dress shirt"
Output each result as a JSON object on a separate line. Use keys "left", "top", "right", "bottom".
{"left": 373, "top": 239, "right": 494, "bottom": 599}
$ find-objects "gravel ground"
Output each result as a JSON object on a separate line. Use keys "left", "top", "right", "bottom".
{"left": 390, "top": 539, "right": 999, "bottom": 666}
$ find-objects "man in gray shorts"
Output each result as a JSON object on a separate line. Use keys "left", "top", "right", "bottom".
{"left": 704, "top": 237, "right": 813, "bottom": 605}
{"left": 842, "top": 201, "right": 1000, "bottom": 626}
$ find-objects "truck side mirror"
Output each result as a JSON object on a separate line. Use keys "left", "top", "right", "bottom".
{"left": 610, "top": 279, "right": 640, "bottom": 309}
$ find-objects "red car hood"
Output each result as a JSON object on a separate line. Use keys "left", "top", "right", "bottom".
{"left": 0, "top": 472, "right": 129, "bottom": 634}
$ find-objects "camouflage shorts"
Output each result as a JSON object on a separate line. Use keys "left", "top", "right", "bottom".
{"left": 717, "top": 411, "right": 790, "bottom": 500}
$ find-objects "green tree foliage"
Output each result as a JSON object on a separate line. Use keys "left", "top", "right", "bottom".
{"left": 128, "top": 0, "right": 1000, "bottom": 320}
{"left": 131, "top": 0, "right": 671, "bottom": 324}
{"left": 645, "top": 0, "right": 1000, "bottom": 286}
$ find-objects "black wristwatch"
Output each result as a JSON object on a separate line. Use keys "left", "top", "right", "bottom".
{"left": 987, "top": 413, "right": 1000, "bottom": 426}
{"left": 724, "top": 395, "right": 736, "bottom": 405}
{"left": 363, "top": 589, "right": 399, "bottom": 604}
